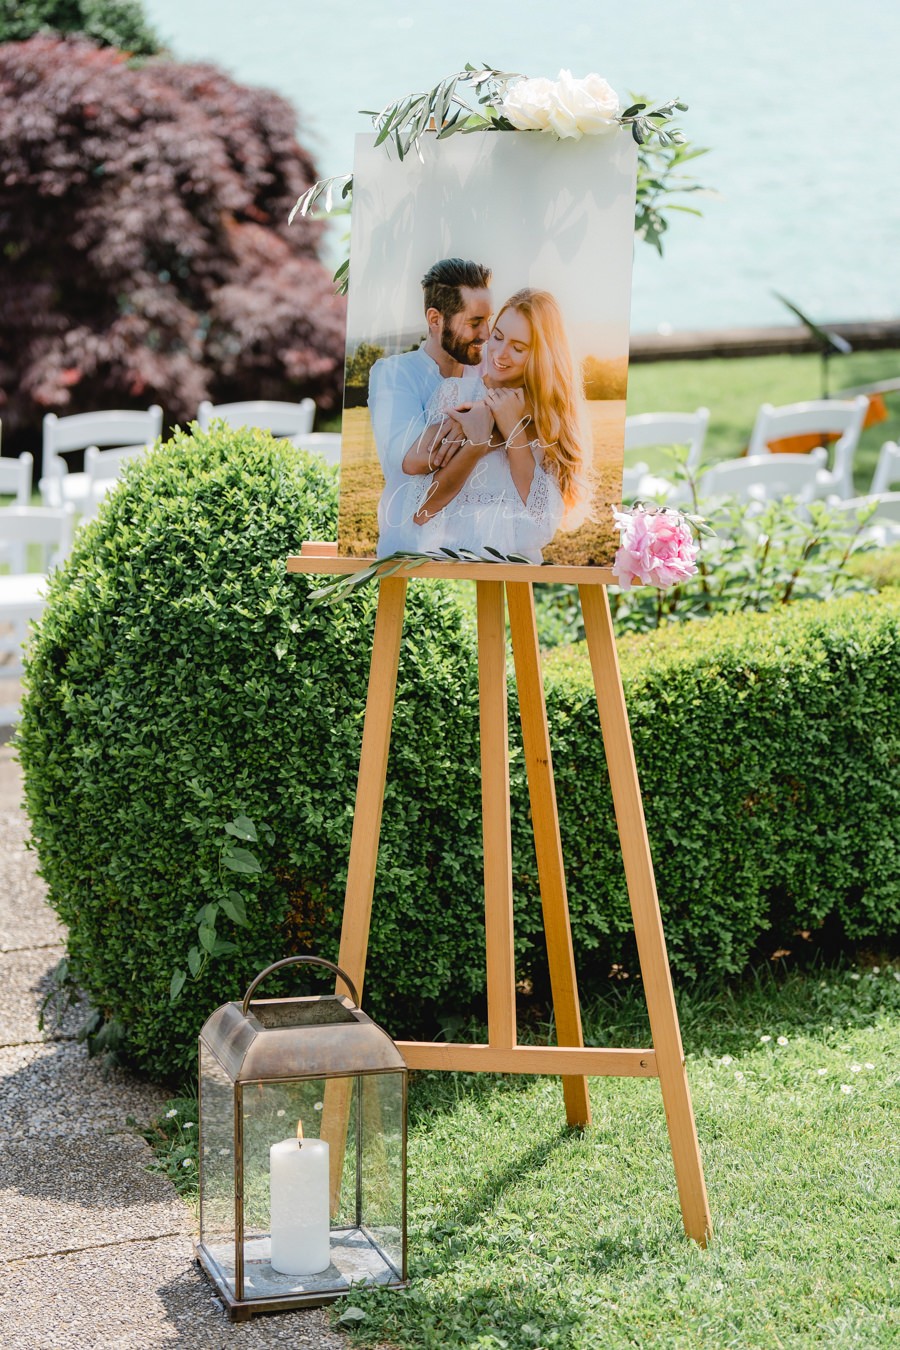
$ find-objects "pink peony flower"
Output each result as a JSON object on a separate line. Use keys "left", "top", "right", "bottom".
{"left": 611, "top": 506, "right": 699, "bottom": 589}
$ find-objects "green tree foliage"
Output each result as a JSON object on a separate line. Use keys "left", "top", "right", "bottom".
{"left": 344, "top": 341, "right": 385, "bottom": 388}
{"left": 0, "top": 0, "right": 160, "bottom": 53}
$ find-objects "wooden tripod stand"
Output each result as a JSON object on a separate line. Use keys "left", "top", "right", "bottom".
{"left": 288, "top": 548, "right": 712, "bottom": 1246}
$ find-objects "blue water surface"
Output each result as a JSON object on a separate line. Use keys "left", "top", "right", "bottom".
{"left": 142, "top": 0, "right": 899, "bottom": 334}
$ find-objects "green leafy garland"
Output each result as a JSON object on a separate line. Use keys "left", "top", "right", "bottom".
{"left": 290, "top": 63, "right": 707, "bottom": 292}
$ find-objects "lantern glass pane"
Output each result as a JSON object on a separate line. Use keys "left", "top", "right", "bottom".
{"left": 199, "top": 1041, "right": 236, "bottom": 1278}
{"left": 359, "top": 1070, "right": 406, "bottom": 1279}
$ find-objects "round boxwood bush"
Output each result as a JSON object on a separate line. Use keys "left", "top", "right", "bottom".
{"left": 17, "top": 426, "right": 494, "bottom": 1079}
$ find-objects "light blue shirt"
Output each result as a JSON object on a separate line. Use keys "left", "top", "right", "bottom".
{"left": 368, "top": 347, "right": 444, "bottom": 556}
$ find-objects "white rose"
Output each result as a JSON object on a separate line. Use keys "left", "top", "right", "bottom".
{"left": 501, "top": 76, "right": 557, "bottom": 131}
{"left": 548, "top": 70, "right": 620, "bottom": 140}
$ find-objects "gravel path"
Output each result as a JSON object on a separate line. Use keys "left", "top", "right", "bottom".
{"left": 0, "top": 742, "right": 349, "bottom": 1349}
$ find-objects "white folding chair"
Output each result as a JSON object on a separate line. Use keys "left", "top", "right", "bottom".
{"left": 622, "top": 408, "right": 709, "bottom": 503}
{"left": 869, "top": 441, "right": 900, "bottom": 496}
{"left": 197, "top": 399, "right": 315, "bottom": 438}
{"left": 831, "top": 492, "right": 900, "bottom": 548}
{"left": 747, "top": 397, "right": 869, "bottom": 500}
{"left": 700, "top": 449, "right": 828, "bottom": 504}
{"left": 0, "top": 505, "right": 76, "bottom": 726}
{"left": 291, "top": 432, "right": 342, "bottom": 467}
{"left": 83, "top": 443, "right": 150, "bottom": 518}
{"left": 40, "top": 406, "right": 163, "bottom": 510}
{"left": 0, "top": 453, "right": 33, "bottom": 506}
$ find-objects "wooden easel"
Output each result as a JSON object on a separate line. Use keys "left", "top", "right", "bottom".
{"left": 288, "top": 546, "right": 712, "bottom": 1246}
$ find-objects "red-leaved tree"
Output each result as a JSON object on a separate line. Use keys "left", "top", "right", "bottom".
{"left": 0, "top": 36, "right": 347, "bottom": 446}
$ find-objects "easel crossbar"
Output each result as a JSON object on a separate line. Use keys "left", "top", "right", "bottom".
{"left": 397, "top": 1042, "right": 658, "bottom": 1077}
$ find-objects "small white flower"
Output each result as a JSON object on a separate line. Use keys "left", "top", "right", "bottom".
{"left": 871, "top": 966, "right": 880, "bottom": 975}
{"left": 183, "top": 1121, "right": 195, "bottom": 1129}
{"left": 734, "top": 1071, "right": 745, "bottom": 1081}
{"left": 893, "top": 971, "right": 900, "bottom": 983}
{"left": 276, "top": 1109, "right": 286, "bottom": 1117}
{"left": 182, "top": 1158, "right": 193, "bottom": 1168}
{"left": 759, "top": 1035, "right": 772, "bottom": 1044}
{"left": 165, "top": 1108, "right": 178, "bottom": 1119}
{"left": 314, "top": 1101, "right": 323, "bottom": 1112}
{"left": 719, "top": 1055, "right": 733, "bottom": 1066}
{"left": 840, "top": 1084, "right": 854, "bottom": 1095}
{"left": 850, "top": 1064, "right": 862, "bottom": 1073}
{"left": 777, "top": 1036, "right": 789, "bottom": 1047}
{"left": 864, "top": 1062, "right": 875, "bottom": 1070}
{"left": 816, "top": 1068, "right": 828, "bottom": 1076}
{"left": 850, "top": 973, "right": 861, "bottom": 981}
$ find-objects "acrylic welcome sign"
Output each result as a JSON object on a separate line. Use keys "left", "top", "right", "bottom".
{"left": 338, "top": 129, "right": 638, "bottom": 566}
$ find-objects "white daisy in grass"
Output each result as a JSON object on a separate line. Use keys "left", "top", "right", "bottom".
{"left": 734, "top": 1071, "right": 745, "bottom": 1082}
{"left": 759, "top": 1035, "right": 772, "bottom": 1044}
{"left": 850, "top": 1064, "right": 862, "bottom": 1073}
{"left": 864, "top": 1062, "right": 875, "bottom": 1070}
{"left": 777, "top": 1036, "right": 789, "bottom": 1046}
{"left": 719, "top": 1055, "right": 733, "bottom": 1066}
{"left": 816, "top": 1068, "right": 828, "bottom": 1076}
{"left": 165, "top": 1108, "right": 178, "bottom": 1119}
{"left": 840, "top": 1084, "right": 854, "bottom": 1095}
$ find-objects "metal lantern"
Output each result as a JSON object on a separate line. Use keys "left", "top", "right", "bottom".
{"left": 196, "top": 955, "right": 408, "bottom": 1321}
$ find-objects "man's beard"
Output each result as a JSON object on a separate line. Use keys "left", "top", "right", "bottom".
{"left": 440, "top": 320, "right": 484, "bottom": 367}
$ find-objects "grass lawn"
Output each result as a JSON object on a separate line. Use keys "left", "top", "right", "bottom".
{"left": 321, "top": 349, "right": 900, "bottom": 497}
{"left": 152, "top": 961, "right": 899, "bottom": 1348}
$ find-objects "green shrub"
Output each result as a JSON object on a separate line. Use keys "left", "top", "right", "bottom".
{"left": 543, "top": 593, "right": 900, "bottom": 980}
{"left": 18, "top": 432, "right": 900, "bottom": 1080}
{"left": 18, "top": 427, "right": 489, "bottom": 1079}
{"left": 845, "top": 541, "right": 900, "bottom": 591}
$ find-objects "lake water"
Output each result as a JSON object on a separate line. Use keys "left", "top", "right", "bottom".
{"left": 142, "top": 0, "right": 900, "bottom": 335}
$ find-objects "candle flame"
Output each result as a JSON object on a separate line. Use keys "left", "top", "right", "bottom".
{"left": 296, "top": 1118, "right": 304, "bottom": 1146}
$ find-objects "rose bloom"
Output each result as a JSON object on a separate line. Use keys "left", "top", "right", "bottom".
{"left": 612, "top": 506, "right": 699, "bottom": 589}
{"left": 503, "top": 71, "right": 620, "bottom": 140}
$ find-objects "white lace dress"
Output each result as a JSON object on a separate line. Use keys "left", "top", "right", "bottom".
{"left": 404, "top": 376, "right": 565, "bottom": 563}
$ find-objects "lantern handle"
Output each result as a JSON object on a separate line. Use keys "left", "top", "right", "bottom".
{"left": 241, "top": 955, "right": 361, "bottom": 1016}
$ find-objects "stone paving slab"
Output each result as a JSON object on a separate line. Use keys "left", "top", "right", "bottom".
{"left": 0, "top": 743, "right": 24, "bottom": 811}
{"left": 0, "top": 1042, "right": 172, "bottom": 1144}
{"left": 0, "top": 1235, "right": 349, "bottom": 1349}
{"left": 0, "top": 944, "right": 85, "bottom": 1045}
{"left": 0, "top": 1134, "right": 189, "bottom": 1262}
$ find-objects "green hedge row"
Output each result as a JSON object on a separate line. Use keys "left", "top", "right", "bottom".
{"left": 18, "top": 431, "right": 900, "bottom": 1080}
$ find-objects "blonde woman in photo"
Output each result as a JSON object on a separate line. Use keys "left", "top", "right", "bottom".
{"left": 408, "top": 288, "right": 590, "bottom": 561}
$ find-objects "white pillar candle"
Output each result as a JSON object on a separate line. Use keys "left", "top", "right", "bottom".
{"left": 269, "top": 1135, "right": 331, "bottom": 1276}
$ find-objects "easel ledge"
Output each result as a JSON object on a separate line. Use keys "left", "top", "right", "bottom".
{"left": 288, "top": 540, "right": 617, "bottom": 585}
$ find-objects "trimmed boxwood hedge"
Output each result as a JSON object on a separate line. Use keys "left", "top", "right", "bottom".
{"left": 17, "top": 429, "right": 900, "bottom": 1079}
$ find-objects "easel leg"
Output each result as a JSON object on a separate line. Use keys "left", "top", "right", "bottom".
{"left": 322, "top": 576, "right": 407, "bottom": 1209}
{"left": 507, "top": 582, "right": 591, "bottom": 1127}
{"left": 579, "top": 584, "right": 712, "bottom": 1246}
{"left": 477, "top": 580, "right": 517, "bottom": 1049}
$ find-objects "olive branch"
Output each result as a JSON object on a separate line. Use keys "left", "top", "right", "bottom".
{"left": 289, "top": 63, "right": 708, "bottom": 291}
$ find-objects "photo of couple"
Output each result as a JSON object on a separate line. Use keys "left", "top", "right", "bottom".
{"left": 338, "top": 129, "right": 638, "bottom": 567}
{"left": 369, "top": 259, "right": 587, "bottom": 562}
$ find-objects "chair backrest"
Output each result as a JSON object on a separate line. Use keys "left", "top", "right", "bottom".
{"left": 197, "top": 399, "right": 316, "bottom": 437}
{"left": 84, "top": 442, "right": 149, "bottom": 484}
{"left": 291, "top": 432, "right": 343, "bottom": 466}
{"left": 624, "top": 408, "right": 710, "bottom": 471}
{"left": 700, "top": 449, "right": 828, "bottom": 504}
{"left": 831, "top": 492, "right": 900, "bottom": 546}
{"left": 0, "top": 504, "right": 76, "bottom": 574}
{"left": 42, "top": 406, "right": 163, "bottom": 496}
{"left": 0, "top": 452, "right": 34, "bottom": 505}
{"left": 870, "top": 441, "right": 900, "bottom": 496}
{"left": 82, "top": 444, "right": 150, "bottom": 518}
{"left": 747, "top": 396, "right": 868, "bottom": 499}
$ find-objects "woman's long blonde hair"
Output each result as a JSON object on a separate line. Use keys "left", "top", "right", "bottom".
{"left": 495, "top": 288, "right": 586, "bottom": 511}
